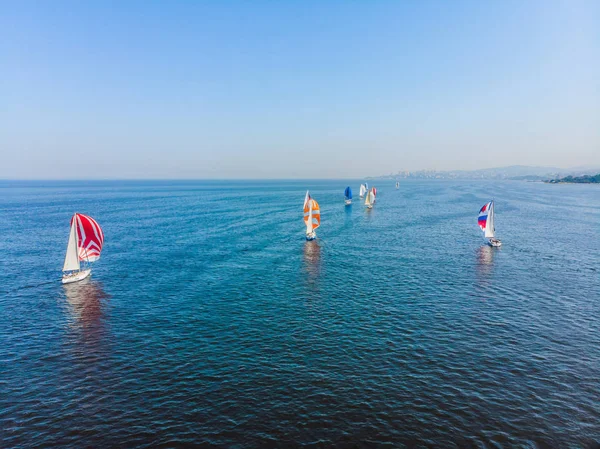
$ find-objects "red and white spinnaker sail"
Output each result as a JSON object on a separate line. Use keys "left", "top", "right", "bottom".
{"left": 71, "top": 213, "right": 104, "bottom": 262}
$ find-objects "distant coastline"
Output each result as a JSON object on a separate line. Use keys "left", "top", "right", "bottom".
{"left": 369, "top": 165, "right": 600, "bottom": 181}
{"left": 545, "top": 174, "right": 600, "bottom": 184}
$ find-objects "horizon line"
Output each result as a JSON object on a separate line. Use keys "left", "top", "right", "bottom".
{"left": 1, "top": 164, "right": 597, "bottom": 183}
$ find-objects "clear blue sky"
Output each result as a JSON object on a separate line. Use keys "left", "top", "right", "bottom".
{"left": 1, "top": 0, "right": 598, "bottom": 178}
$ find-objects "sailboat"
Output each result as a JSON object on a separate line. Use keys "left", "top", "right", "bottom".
{"left": 369, "top": 186, "right": 377, "bottom": 205}
{"left": 478, "top": 201, "right": 502, "bottom": 247}
{"left": 303, "top": 191, "right": 321, "bottom": 240}
{"left": 344, "top": 186, "right": 352, "bottom": 205}
{"left": 359, "top": 184, "right": 366, "bottom": 198}
{"left": 365, "top": 188, "right": 375, "bottom": 209}
{"left": 396, "top": 181, "right": 399, "bottom": 189}
{"left": 62, "top": 213, "right": 105, "bottom": 284}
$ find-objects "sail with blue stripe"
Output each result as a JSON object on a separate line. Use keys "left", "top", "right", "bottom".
{"left": 478, "top": 201, "right": 495, "bottom": 238}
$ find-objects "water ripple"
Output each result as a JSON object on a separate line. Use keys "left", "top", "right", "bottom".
{"left": 1, "top": 180, "right": 599, "bottom": 447}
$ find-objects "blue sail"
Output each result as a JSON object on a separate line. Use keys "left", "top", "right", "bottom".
{"left": 345, "top": 186, "right": 352, "bottom": 199}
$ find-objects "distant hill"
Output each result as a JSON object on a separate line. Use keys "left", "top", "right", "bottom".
{"left": 370, "top": 165, "right": 600, "bottom": 181}
{"left": 545, "top": 174, "right": 600, "bottom": 184}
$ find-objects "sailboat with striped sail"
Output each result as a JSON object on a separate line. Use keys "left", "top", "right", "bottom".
{"left": 344, "top": 186, "right": 352, "bottom": 205}
{"left": 478, "top": 201, "right": 502, "bottom": 247}
{"left": 303, "top": 191, "right": 321, "bottom": 241}
{"left": 62, "top": 213, "right": 104, "bottom": 284}
{"left": 359, "top": 184, "right": 366, "bottom": 198}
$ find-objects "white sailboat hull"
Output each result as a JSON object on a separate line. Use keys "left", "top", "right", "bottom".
{"left": 306, "top": 231, "right": 316, "bottom": 241}
{"left": 488, "top": 238, "right": 502, "bottom": 247}
{"left": 345, "top": 199, "right": 352, "bottom": 205}
{"left": 62, "top": 269, "right": 91, "bottom": 284}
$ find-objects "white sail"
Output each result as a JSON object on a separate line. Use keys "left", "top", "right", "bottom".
{"left": 359, "top": 184, "right": 366, "bottom": 197}
{"left": 365, "top": 190, "right": 374, "bottom": 207}
{"left": 63, "top": 221, "right": 80, "bottom": 272}
{"left": 303, "top": 190, "right": 310, "bottom": 209}
{"left": 485, "top": 202, "right": 495, "bottom": 238}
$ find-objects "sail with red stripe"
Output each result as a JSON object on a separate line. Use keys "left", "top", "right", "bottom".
{"left": 478, "top": 201, "right": 495, "bottom": 238}
{"left": 478, "top": 202, "right": 490, "bottom": 231}
{"left": 71, "top": 213, "right": 104, "bottom": 262}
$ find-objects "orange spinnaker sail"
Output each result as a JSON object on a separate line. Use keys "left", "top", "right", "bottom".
{"left": 303, "top": 198, "right": 321, "bottom": 230}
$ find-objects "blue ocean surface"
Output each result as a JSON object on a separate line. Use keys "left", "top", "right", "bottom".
{"left": 1, "top": 180, "right": 599, "bottom": 447}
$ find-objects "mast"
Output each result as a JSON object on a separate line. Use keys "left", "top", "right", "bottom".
{"left": 76, "top": 213, "right": 92, "bottom": 269}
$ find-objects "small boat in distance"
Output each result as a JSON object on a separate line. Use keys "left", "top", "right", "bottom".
{"left": 62, "top": 213, "right": 104, "bottom": 284}
{"left": 303, "top": 191, "right": 321, "bottom": 240}
{"left": 365, "top": 188, "right": 375, "bottom": 209}
{"left": 359, "top": 184, "right": 366, "bottom": 198}
{"left": 478, "top": 201, "right": 502, "bottom": 247}
{"left": 396, "top": 181, "right": 399, "bottom": 189}
{"left": 344, "top": 186, "right": 352, "bottom": 205}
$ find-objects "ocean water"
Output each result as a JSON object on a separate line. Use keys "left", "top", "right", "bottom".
{"left": 1, "top": 179, "right": 599, "bottom": 448}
